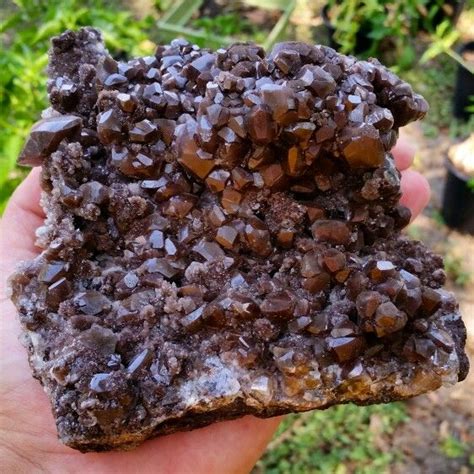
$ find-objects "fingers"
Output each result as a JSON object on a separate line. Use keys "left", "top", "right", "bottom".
{"left": 392, "top": 139, "right": 416, "bottom": 171}
{"left": 103, "top": 415, "right": 282, "bottom": 474}
{"left": 400, "top": 169, "right": 431, "bottom": 221}
{"left": 393, "top": 138, "right": 430, "bottom": 219}
{"left": 0, "top": 168, "right": 43, "bottom": 269}
{"left": 31, "top": 415, "right": 282, "bottom": 474}
{"left": 5, "top": 168, "right": 44, "bottom": 219}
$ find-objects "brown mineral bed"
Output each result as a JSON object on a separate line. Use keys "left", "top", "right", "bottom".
{"left": 10, "top": 28, "right": 468, "bottom": 452}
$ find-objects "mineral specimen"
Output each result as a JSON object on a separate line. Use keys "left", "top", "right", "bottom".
{"left": 10, "top": 28, "right": 468, "bottom": 452}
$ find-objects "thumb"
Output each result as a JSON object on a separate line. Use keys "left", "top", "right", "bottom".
{"left": 0, "top": 168, "right": 44, "bottom": 296}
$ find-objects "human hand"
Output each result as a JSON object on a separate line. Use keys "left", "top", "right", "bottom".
{"left": 0, "top": 139, "right": 429, "bottom": 473}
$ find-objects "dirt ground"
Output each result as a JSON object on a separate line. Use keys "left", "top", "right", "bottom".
{"left": 390, "top": 124, "right": 474, "bottom": 474}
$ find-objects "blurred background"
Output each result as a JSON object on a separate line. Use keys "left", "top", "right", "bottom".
{"left": 1, "top": 0, "right": 473, "bottom": 471}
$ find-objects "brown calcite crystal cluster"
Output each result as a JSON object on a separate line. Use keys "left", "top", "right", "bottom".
{"left": 11, "top": 28, "right": 468, "bottom": 452}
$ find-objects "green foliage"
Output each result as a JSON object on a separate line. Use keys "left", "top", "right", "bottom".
{"left": 189, "top": 11, "right": 268, "bottom": 47}
{"left": 326, "top": 0, "right": 386, "bottom": 56}
{"left": 400, "top": 53, "right": 457, "bottom": 132}
{"left": 421, "top": 20, "right": 460, "bottom": 63}
{"left": 419, "top": 21, "right": 474, "bottom": 135}
{"left": 417, "top": 17, "right": 474, "bottom": 135}
{"left": 326, "top": 0, "right": 456, "bottom": 66}
{"left": 430, "top": 209, "right": 446, "bottom": 227}
{"left": 466, "top": 95, "right": 474, "bottom": 113}
{"left": 0, "top": 0, "right": 155, "bottom": 213}
{"left": 421, "top": 123, "right": 440, "bottom": 138}
{"left": 439, "top": 435, "right": 468, "bottom": 459}
{"left": 421, "top": 20, "right": 474, "bottom": 75}
{"left": 244, "top": 0, "right": 290, "bottom": 9}
{"left": 256, "top": 403, "right": 408, "bottom": 474}
{"left": 444, "top": 253, "right": 472, "bottom": 287}
{"left": 0, "top": 173, "right": 24, "bottom": 214}
{"left": 193, "top": 13, "right": 256, "bottom": 39}
{"left": 449, "top": 115, "right": 474, "bottom": 140}
{"left": 154, "top": 0, "right": 174, "bottom": 13}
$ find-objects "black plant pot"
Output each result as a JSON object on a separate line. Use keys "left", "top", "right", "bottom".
{"left": 321, "top": 5, "right": 373, "bottom": 55}
{"left": 441, "top": 159, "right": 474, "bottom": 234}
{"left": 453, "top": 41, "right": 474, "bottom": 120}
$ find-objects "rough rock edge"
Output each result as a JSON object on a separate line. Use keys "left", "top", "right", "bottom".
{"left": 63, "top": 372, "right": 468, "bottom": 452}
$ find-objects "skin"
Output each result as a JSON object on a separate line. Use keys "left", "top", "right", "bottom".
{"left": 0, "top": 139, "right": 430, "bottom": 473}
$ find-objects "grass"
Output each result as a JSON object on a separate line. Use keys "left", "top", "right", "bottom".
{"left": 439, "top": 434, "right": 468, "bottom": 459}
{"left": 398, "top": 37, "right": 474, "bottom": 141}
{"left": 444, "top": 253, "right": 472, "bottom": 287}
{"left": 255, "top": 403, "right": 408, "bottom": 474}
{"left": 189, "top": 12, "right": 268, "bottom": 48}
{"left": 399, "top": 54, "right": 456, "bottom": 136}
{"left": 438, "top": 433, "right": 474, "bottom": 471}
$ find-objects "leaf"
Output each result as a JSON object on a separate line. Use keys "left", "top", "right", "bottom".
{"left": 420, "top": 43, "right": 444, "bottom": 63}
{"left": 398, "top": 44, "right": 416, "bottom": 69}
{"left": 440, "top": 435, "right": 467, "bottom": 458}
{"left": 420, "top": 19, "right": 460, "bottom": 65}
{"left": 32, "top": 19, "right": 63, "bottom": 43}
{"left": 0, "top": 12, "right": 23, "bottom": 33}
{"left": 367, "top": 27, "right": 391, "bottom": 40}
{"left": 0, "top": 133, "right": 23, "bottom": 176}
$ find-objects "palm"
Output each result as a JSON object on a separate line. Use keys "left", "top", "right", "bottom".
{"left": 0, "top": 140, "right": 429, "bottom": 472}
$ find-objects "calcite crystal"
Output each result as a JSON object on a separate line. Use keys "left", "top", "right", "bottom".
{"left": 10, "top": 28, "right": 468, "bottom": 452}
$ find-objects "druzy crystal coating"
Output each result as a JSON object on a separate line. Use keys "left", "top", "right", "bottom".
{"left": 10, "top": 28, "right": 468, "bottom": 452}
